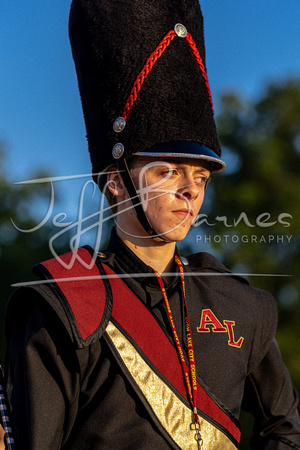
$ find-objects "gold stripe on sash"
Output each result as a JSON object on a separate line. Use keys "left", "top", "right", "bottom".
{"left": 106, "top": 321, "right": 237, "bottom": 450}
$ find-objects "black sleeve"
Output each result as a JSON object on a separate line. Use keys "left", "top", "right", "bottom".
{"left": 5, "top": 286, "right": 89, "bottom": 450}
{"left": 243, "top": 338, "right": 300, "bottom": 449}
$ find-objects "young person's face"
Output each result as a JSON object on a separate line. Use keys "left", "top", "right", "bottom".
{"left": 123, "top": 156, "right": 211, "bottom": 242}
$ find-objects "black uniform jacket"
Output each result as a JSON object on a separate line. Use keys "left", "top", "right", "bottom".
{"left": 5, "top": 229, "right": 300, "bottom": 449}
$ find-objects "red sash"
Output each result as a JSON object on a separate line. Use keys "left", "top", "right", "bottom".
{"left": 35, "top": 246, "right": 241, "bottom": 449}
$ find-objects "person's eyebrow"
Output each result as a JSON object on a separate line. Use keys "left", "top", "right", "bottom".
{"left": 174, "top": 163, "right": 211, "bottom": 175}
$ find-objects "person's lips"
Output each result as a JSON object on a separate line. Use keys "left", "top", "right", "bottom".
{"left": 173, "top": 209, "right": 193, "bottom": 217}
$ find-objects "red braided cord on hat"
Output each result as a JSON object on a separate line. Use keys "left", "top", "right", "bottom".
{"left": 121, "top": 28, "right": 214, "bottom": 121}
{"left": 122, "top": 30, "right": 176, "bottom": 120}
{"left": 185, "top": 32, "right": 214, "bottom": 113}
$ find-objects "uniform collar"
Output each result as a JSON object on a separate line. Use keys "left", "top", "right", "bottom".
{"left": 105, "top": 227, "right": 179, "bottom": 288}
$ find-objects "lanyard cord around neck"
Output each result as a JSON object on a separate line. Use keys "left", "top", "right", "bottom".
{"left": 152, "top": 254, "right": 203, "bottom": 448}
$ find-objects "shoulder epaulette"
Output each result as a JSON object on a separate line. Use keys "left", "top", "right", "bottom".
{"left": 186, "top": 252, "right": 249, "bottom": 284}
{"left": 33, "top": 246, "right": 112, "bottom": 348}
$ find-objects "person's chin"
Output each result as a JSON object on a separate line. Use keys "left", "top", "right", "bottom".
{"left": 158, "top": 226, "right": 190, "bottom": 243}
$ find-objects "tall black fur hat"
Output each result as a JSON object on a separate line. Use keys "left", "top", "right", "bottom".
{"left": 69, "top": 0, "right": 225, "bottom": 177}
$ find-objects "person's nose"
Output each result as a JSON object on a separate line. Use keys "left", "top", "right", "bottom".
{"left": 176, "top": 174, "right": 200, "bottom": 201}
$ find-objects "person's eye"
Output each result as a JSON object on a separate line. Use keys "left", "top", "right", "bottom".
{"left": 161, "top": 169, "right": 178, "bottom": 177}
{"left": 195, "top": 175, "right": 211, "bottom": 185}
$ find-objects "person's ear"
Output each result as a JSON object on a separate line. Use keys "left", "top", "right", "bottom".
{"left": 106, "top": 166, "right": 126, "bottom": 198}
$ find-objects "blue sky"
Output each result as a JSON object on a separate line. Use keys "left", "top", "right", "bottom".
{"left": 1, "top": 1, "right": 300, "bottom": 243}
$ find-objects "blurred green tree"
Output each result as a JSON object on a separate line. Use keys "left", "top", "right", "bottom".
{"left": 0, "top": 145, "right": 66, "bottom": 364}
{"left": 0, "top": 144, "right": 111, "bottom": 364}
{"left": 213, "top": 79, "right": 300, "bottom": 379}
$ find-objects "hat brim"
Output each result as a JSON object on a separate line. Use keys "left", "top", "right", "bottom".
{"left": 132, "top": 141, "right": 225, "bottom": 173}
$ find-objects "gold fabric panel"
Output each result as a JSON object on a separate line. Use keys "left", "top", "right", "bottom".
{"left": 106, "top": 321, "right": 237, "bottom": 450}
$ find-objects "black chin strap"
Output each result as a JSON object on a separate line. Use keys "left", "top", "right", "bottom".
{"left": 116, "top": 158, "right": 169, "bottom": 242}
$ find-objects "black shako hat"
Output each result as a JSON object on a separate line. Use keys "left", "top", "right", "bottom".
{"left": 69, "top": 0, "right": 225, "bottom": 178}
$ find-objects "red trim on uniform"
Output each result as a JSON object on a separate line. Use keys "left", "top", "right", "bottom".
{"left": 122, "top": 30, "right": 176, "bottom": 120}
{"left": 102, "top": 263, "right": 241, "bottom": 443}
{"left": 185, "top": 32, "right": 214, "bottom": 112}
{"left": 122, "top": 28, "right": 214, "bottom": 121}
{"left": 40, "top": 248, "right": 106, "bottom": 341}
